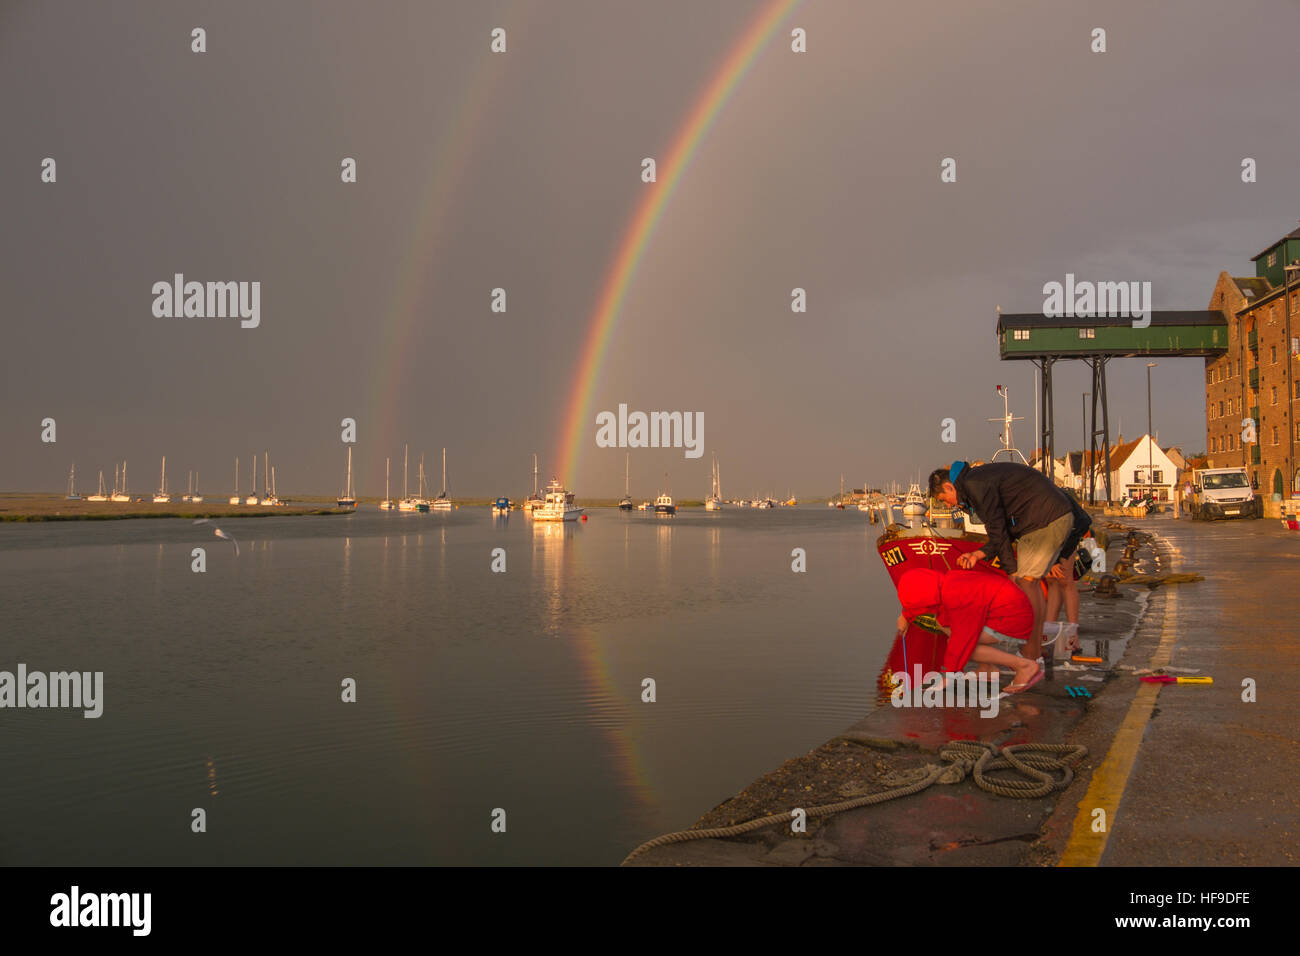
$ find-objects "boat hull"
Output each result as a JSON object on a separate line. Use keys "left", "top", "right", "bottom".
{"left": 875, "top": 527, "right": 1003, "bottom": 692}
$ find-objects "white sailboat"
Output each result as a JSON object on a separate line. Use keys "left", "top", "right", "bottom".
{"left": 399, "top": 445, "right": 421, "bottom": 511}
{"left": 337, "top": 446, "right": 357, "bottom": 508}
{"left": 191, "top": 470, "right": 203, "bottom": 504}
{"left": 66, "top": 464, "right": 80, "bottom": 500}
{"left": 378, "top": 457, "right": 396, "bottom": 510}
{"left": 532, "top": 477, "right": 583, "bottom": 521}
{"left": 153, "top": 456, "right": 172, "bottom": 503}
{"left": 230, "top": 457, "right": 241, "bottom": 505}
{"left": 705, "top": 456, "right": 722, "bottom": 510}
{"left": 522, "top": 454, "right": 543, "bottom": 513}
{"left": 619, "top": 453, "right": 634, "bottom": 511}
{"left": 430, "top": 447, "right": 452, "bottom": 510}
{"left": 260, "top": 451, "right": 279, "bottom": 505}
{"left": 88, "top": 469, "right": 108, "bottom": 502}
{"left": 111, "top": 462, "right": 130, "bottom": 502}
{"left": 245, "top": 454, "right": 260, "bottom": 505}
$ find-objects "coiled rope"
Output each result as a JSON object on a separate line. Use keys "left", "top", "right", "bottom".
{"left": 621, "top": 740, "right": 1087, "bottom": 864}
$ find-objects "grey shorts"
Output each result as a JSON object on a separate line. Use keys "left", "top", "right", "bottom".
{"left": 1014, "top": 512, "right": 1073, "bottom": 580}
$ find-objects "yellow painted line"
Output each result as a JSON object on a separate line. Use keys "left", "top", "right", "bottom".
{"left": 1058, "top": 587, "right": 1177, "bottom": 866}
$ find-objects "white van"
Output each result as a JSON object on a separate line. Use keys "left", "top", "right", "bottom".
{"left": 1191, "top": 467, "right": 1259, "bottom": 520}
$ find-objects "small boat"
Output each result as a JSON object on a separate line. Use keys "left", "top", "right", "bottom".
{"left": 902, "top": 482, "right": 926, "bottom": 518}
{"left": 398, "top": 446, "right": 421, "bottom": 511}
{"left": 705, "top": 457, "right": 723, "bottom": 510}
{"left": 244, "top": 454, "right": 261, "bottom": 505}
{"left": 619, "top": 453, "right": 634, "bottom": 511}
{"left": 337, "top": 446, "right": 357, "bottom": 508}
{"left": 111, "top": 462, "right": 130, "bottom": 502}
{"left": 430, "top": 448, "right": 452, "bottom": 510}
{"left": 492, "top": 496, "right": 511, "bottom": 515}
{"left": 532, "top": 477, "right": 583, "bottom": 521}
{"left": 66, "top": 464, "right": 80, "bottom": 500}
{"left": 152, "top": 456, "right": 172, "bottom": 503}
{"left": 378, "top": 457, "right": 396, "bottom": 510}
{"left": 87, "top": 470, "right": 108, "bottom": 502}
{"left": 229, "top": 457, "right": 241, "bottom": 505}
{"left": 191, "top": 470, "right": 203, "bottom": 504}
{"left": 637, "top": 501, "right": 650, "bottom": 511}
{"left": 654, "top": 475, "right": 676, "bottom": 515}
{"left": 522, "top": 454, "right": 544, "bottom": 513}
{"left": 262, "top": 462, "right": 280, "bottom": 506}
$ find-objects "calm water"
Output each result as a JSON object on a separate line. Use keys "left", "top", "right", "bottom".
{"left": 0, "top": 506, "right": 903, "bottom": 865}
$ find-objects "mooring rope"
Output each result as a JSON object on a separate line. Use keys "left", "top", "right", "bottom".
{"left": 620, "top": 740, "right": 1088, "bottom": 865}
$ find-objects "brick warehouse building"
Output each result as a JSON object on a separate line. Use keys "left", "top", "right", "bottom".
{"left": 1205, "top": 226, "right": 1300, "bottom": 503}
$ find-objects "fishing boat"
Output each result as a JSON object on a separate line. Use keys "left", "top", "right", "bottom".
{"left": 244, "top": 454, "right": 260, "bottom": 505}
{"left": 378, "top": 457, "right": 396, "bottom": 510}
{"left": 705, "top": 457, "right": 723, "bottom": 510}
{"left": 111, "top": 462, "right": 130, "bottom": 503}
{"left": 654, "top": 475, "right": 676, "bottom": 515}
{"left": 88, "top": 470, "right": 108, "bottom": 502}
{"left": 430, "top": 447, "right": 452, "bottom": 510}
{"left": 492, "top": 496, "right": 511, "bottom": 516}
{"left": 66, "top": 465, "right": 80, "bottom": 500}
{"left": 153, "top": 456, "right": 172, "bottom": 503}
{"left": 619, "top": 453, "right": 634, "bottom": 511}
{"left": 522, "top": 454, "right": 544, "bottom": 513}
{"left": 532, "top": 477, "right": 583, "bottom": 522}
{"left": 229, "top": 457, "right": 241, "bottom": 505}
{"left": 875, "top": 522, "right": 1006, "bottom": 693}
{"left": 902, "top": 482, "right": 926, "bottom": 518}
{"left": 337, "top": 446, "right": 357, "bottom": 508}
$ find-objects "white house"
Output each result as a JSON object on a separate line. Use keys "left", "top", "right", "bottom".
{"left": 1090, "top": 434, "right": 1178, "bottom": 503}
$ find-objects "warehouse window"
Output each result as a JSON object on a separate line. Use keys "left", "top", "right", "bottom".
{"left": 1078, "top": 328, "right": 1095, "bottom": 339}
{"left": 1268, "top": 251, "right": 1278, "bottom": 267}
{"left": 1013, "top": 329, "right": 1030, "bottom": 341}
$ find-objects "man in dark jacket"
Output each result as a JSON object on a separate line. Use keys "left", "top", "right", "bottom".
{"left": 928, "top": 461, "right": 1091, "bottom": 676}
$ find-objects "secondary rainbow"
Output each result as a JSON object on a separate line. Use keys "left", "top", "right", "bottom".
{"left": 555, "top": 0, "right": 803, "bottom": 483}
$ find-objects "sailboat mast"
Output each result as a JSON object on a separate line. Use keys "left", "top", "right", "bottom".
{"left": 385, "top": 457, "right": 390, "bottom": 500}
{"left": 625, "top": 453, "right": 630, "bottom": 496}
{"left": 345, "top": 446, "right": 353, "bottom": 498}
{"left": 264, "top": 451, "right": 269, "bottom": 497}
{"left": 442, "top": 447, "right": 447, "bottom": 496}
{"left": 533, "top": 453, "right": 538, "bottom": 495}
{"left": 235, "top": 457, "right": 239, "bottom": 496}
{"left": 404, "top": 444, "right": 409, "bottom": 500}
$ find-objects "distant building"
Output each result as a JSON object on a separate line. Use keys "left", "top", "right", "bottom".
{"left": 1204, "top": 226, "right": 1300, "bottom": 498}
{"left": 1098, "top": 435, "right": 1178, "bottom": 503}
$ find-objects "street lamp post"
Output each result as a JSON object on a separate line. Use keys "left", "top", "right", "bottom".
{"left": 1147, "top": 362, "right": 1157, "bottom": 504}
{"left": 1082, "top": 392, "right": 1089, "bottom": 498}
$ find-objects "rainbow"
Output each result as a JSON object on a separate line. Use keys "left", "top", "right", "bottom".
{"left": 555, "top": 0, "right": 803, "bottom": 484}
{"left": 369, "top": 3, "right": 531, "bottom": 468}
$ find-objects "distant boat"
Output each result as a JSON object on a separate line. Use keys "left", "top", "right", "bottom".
{"left": 430, "top": 447, "right": 452, "bottom": 510}
{"left": 619, "top": 453, "right": 634, "bottom": 511}
{"left": 191, "top": 470, "right": 203, "bottom": 504}
{"left": 66, "top": 464, "right": 80, "bottom": 500}
{"left": 654, "top": 474, "right": 676, "bottom": 515}
{"left": 523, "top": 454, "right": 544, "bottom": 513}
{"left": 398, "top": 445, "right": 420, "bottom": 511}
{"left": 378, "top": 457, "right": 396, "bottom": 510}
{"left": 260, "top": 452, "right": 279, "bottom": 506}
{"left": 111, "top": 462, "right": 130, "bottom": 502}
{"left": 705, "top": 457, "right": 722, "bottom": 510}
{"left": 88, "top": 469, "right": 108, "bottom": 502}
{"left": 263, "top": 464, "right": 281, "bottom": 506}
{"left": 153, "top": 456, "right": 172, "bottom": 504}
{"left": 533, "top": 477, "right": 583, "bottom": 521}
{"left": 902, "top": 482, "right": 926, "bottom": 517}
{"left": 492, "top": 496, "right": 511, "bottom": 515}
{"left": 337, "top": 446, "right": 357, "bottom": 508}
{"left": 229, "top": 457, "right": 241, "bottom": 505}
{"left": 244, "top": 454, "right": 260, "bottom": 505}
{"left": 637, "top": 501, "right": 650, "bottom": 510}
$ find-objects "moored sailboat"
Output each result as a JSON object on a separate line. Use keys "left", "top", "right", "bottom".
{"left": 337, "top": 446, "right": 357, "bottom": 508}
{"left": 66, "top": 464, "right": 80, "bottom": 500}
{"left": 378, "top": 457, "right": 396, "bottom": 510}
{"left": 704, "top": 457, "right": 722, "bottom": 510}
{"left": 619, "top": 453, "right": 634, "bottom": 511}
{"left": 430, "top": 447, "right": 452, "bottom": 510}
{"left": 153, "top": 457, "right": 172, "bottom": 503}
{"left": 88, "top": 469, "right": 108, "bottom": 502}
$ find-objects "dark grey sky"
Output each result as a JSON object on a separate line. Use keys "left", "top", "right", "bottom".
{"left": 4, "top": 0, "right": 1298, "bottom": 498}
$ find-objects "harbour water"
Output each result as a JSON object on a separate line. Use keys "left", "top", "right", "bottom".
{"left": 0, "top": 507, "right": 902, "bottom": 865}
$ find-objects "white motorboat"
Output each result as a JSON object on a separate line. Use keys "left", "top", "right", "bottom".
{"left": 532, "top": 477, "right": 583, "bottom": 521}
